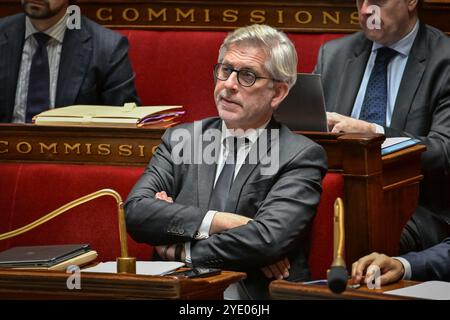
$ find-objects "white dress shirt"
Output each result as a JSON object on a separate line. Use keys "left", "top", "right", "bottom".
{"left": 12, "top": 14, "right": 67, "bottom": 123}
{"left": 393, "top": 256, "right": 413, "bottom": 280}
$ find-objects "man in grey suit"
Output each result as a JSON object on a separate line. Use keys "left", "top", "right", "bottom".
{"left": 0, "top": 0, "right": 140, "bottom": 123}
{"left": 352, "top": 237, "right": 450, "bottom": 284}
{"left": 125, "top": 24, "right": 327, "bottom": 299}
{"left": 314, "top": 0, "right": 450, "bottom": 253}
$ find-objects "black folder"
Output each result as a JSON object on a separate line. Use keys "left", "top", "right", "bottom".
{"left": 0, "top": 244, "right": 90, "bottom": 268}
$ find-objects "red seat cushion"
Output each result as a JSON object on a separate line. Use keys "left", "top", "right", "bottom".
{"left": 0, "top": 163, "right": 151, "bottom": 261}
{"left": 309, "top": 172, "right": 345, "bottom": 279}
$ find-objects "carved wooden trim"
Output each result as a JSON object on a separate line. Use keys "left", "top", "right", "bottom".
{"left": 1, "top": 0, "right": 449, "bottom": 33}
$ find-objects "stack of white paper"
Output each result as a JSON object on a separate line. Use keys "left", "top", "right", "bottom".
{"left": 82, "top": 261, "right": 184, "bottom": 276}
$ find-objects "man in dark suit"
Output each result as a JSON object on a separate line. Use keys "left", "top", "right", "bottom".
{"left": 125, "top": 24, "right": 327, "bottom": 299}
{"left": 0, "top": 0, "right": 140, "bottom": 123}
{"left": 314, "top": 0, "right": 450, "bottom": 252}
{"left": 352, "top": 237, "right": 450, "bottom": 284}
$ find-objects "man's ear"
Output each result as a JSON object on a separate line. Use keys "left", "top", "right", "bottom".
{"left": 270, "top": 82, "right": 289, "bottom": 110}
{"left": 407, "top": 0, "right": 419, "bottom": 12}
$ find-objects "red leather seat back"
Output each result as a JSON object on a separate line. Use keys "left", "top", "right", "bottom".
{"left": 0, "top": 163, "right": 151, "bottom": 261}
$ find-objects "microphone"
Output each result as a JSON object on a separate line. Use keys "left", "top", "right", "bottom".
{"left": 0, "top": 189, "right": 136, "bottom": 274}
{"left": 327, "top": 197, "right": 348, "bottom": 294}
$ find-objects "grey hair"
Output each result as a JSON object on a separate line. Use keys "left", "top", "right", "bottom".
{"left": 218, "top": 24, "right": 298, "bottom": 89}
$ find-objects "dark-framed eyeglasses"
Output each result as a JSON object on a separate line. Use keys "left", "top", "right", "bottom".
{"left": 213, "top": 63, "right": 281, "bottom": 87}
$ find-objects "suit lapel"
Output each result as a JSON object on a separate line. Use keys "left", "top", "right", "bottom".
{"left": 390, "top": 24, "right": 427, "bottom": 129}
{"left": 333, "top": 38, "right": 372, "bottom": 116}
{"left": 55, "top": 19, "right": 92, "bottom": 107}
{"left": 0, "top": 15, "right": 25, "bottom": 121}
{"left": 197, "top": 120, "right": 222, "bottom": 212}
{"left": 225, "top": 119, "right": 279, "bottom": 213}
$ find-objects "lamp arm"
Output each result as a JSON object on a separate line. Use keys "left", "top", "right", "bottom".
{"left": 0, "top": 188, "right": 136, "bottom": 273}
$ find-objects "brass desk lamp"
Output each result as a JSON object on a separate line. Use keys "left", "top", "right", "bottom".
{"left": 0, "top": 189, "right": 136, "bottom": 274}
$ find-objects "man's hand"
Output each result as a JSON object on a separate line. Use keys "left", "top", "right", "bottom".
{"left": 327, "top": 112, "right": 376, "bottom": 133}
{"left": 155, "top": 243, "right": 185, "bottom": 261}
{"left": 209, "top": 211, "right": 252, "bottom": 234}
{"left": 261, "top": 257, "right": 290, "bottom": 280}
{"left": 155, "top": 191, "right": 173, "bottom": 203}
{"left": 352, "top": 252, "right": 405, "bottom": 286}
{"left": 154, "top": 191, "right": 185, "bottom": 261}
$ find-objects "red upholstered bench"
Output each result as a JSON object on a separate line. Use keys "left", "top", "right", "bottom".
{"left": 118, "top": 30, "right": 343, "bottom": 122}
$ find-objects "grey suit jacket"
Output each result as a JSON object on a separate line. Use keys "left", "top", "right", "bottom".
{"left": 402, "top": 237, "right": 450, "bottom": 281}
{"left": 315, "top": 23, "right": 450, "bottom": 219}
{"left": 125, "top": 117, "right": 327, "bottom": 299}
{"left": 0, "top": 13, "right": 140, "bottom": 122}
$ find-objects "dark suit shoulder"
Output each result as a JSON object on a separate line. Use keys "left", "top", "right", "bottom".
{"left": 278, "top": 124, "right": 327, "bottom": 163}
{"left": 79, "top": 16, "right": 126, "bottom": 45}
{"left": 321, "top": 31, "right": 368, "bottom": 54}
{"left": 0, "top": 13, "right": 24, "bottom": 31}
{"left": 423, "top": 24, "right": 449, "bottom": 42}
{"left": 161, "top": 117, "right": 221, "bottom": 142}
{"left": 421, "top": 24, "right": 450, "bottom": 52}
{"left": 166, "top": 117, "right": 220, "bottom": 133}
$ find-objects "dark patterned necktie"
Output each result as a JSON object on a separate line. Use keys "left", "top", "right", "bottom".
{"left": 209, "top": 136, "right": 253, "bottom": 212}
{"left": 359, "top": 47, "right": 398, "bottom": 126}
{"left": 26, "top": 33, "right": 51, "bottom": 123}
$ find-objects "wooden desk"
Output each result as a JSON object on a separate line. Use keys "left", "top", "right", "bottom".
{"left": 0, "top": 268, "right": 245, "bottom": 300}
{"left": 269, "top": 279, "right": 421, "bottom": 300}
{"left": 0, "top": 124, "right": 426, "bottom": 263}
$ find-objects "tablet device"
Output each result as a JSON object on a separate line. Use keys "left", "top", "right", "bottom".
{"left": 274, "top": 73, "right": 328, "bottom": 132}
{"left": 0, "top": 244, "right": 91, "bottom": 268}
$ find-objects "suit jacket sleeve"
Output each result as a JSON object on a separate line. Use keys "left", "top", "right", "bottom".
{"left": 124, "top": 128, "right": 208, "bottom": 245}
{"left": 401, "top": 237, "right": 450, "bottom": 281}
{"left": 190, "top": 143, "right": 327, "bottom": 270}
{"left": 100, "top": 35, "right": 141, "bottom": 106}
{"left": 384, "top": 70, "right": 450, "bottom": 182}
{"left": 313, "top": 44, "right": 324, "bottom": 75}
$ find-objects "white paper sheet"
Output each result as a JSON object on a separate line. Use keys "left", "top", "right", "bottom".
{"left": 384, "top": 281, "right": 450, "bottom": 300}
{"left": 381, "top": 137, "right": 411, "bottom": 149}
{"left": 82, "top": 261, "right": 184, "bottom": 276}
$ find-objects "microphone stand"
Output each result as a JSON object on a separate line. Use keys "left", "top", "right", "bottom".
{"left": 327, "top": 197, "right": 348, "bottom": 293}
{"left": 0, "top": 189, "right": 136, "bottom": 274}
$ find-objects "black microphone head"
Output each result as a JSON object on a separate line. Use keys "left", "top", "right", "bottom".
{"left": 327, "top": 266, "right": 348, "bottom": 294}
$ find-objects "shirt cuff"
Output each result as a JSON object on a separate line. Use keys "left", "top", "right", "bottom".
{"left": 195, "top": 210, "right": 217, "bottom": 239}
{"left": 393, "top": 256, "right": 412, "bottom": 280}
{"left": 373, "top": 123, "right": 385, "bottom": 134}
{"left": 184, "top": 242, "right": 192, "bottom": 266}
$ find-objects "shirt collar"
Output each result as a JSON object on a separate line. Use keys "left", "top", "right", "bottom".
{"left": 221, "top": 119, "right": 271, "bottom": 145}
{"left": 25, "top": 13, "right": 68, "bottom": 44}
{"left": 372, "top": 20, "right": 419, "bottom": 57}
